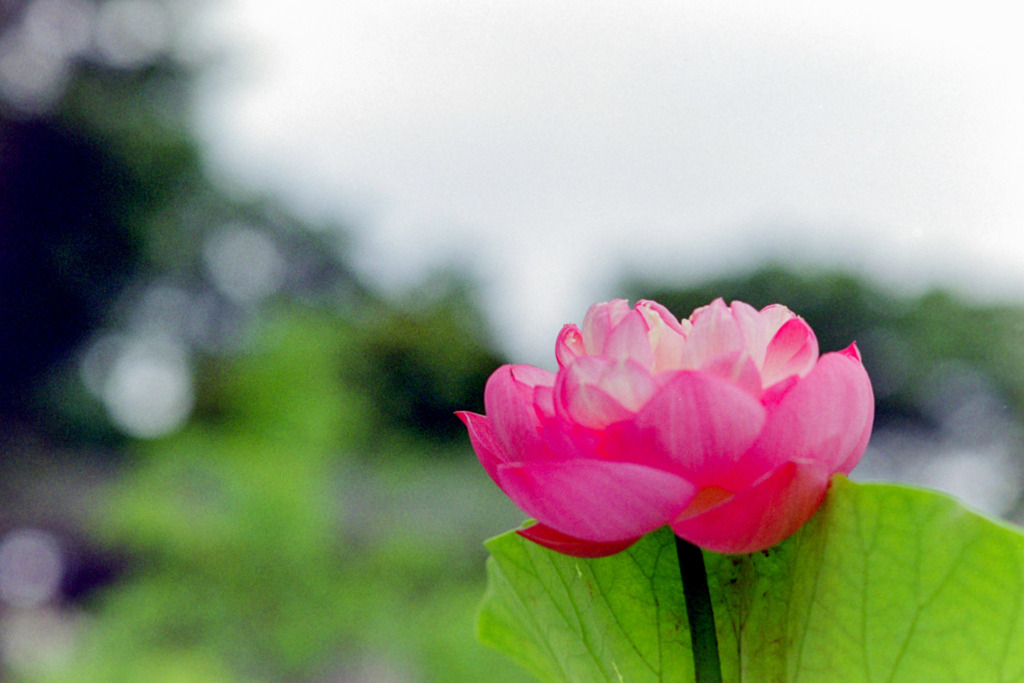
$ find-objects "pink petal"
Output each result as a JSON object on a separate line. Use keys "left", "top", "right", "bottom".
{"left": 596, "top": 359, "right": 659, "bottom": 411}
{"left": 555, "top": 324, "right": 585, "bottom": 368}
{"left": 602, "top": 310, "right": 654, "bottom": 367}
{"left": 636, "top": 299, "right": 689, "bottom": 335}
{"left": 728, "top": 300, "right": 766, "bottom": 355}
{"left": 681, "top": 298, "right": 743, "bottom": 370}
{"left": 555, "top": 357, "right": 630, "bottom": 427}
{"left": 507, "top": 364, "right": 555, "bottom": 390}
{"left": 757, "top": 304, "right": 800, "bottom": 340}
{"left": 738, "top": 350, "right": 874, "bottom": 478}
{"left": 581, "top": 299, "right": 632, "bottom": 354}
{"left": 839, "top": 341, "right": 862, "bottom": 361}
{"left": 637, "top": 300, "right": 689, "bottom": 372}
{"left": 761, "top": 317, "right": 819, "bottom": 386}
{"left": 670, "top": 459, "right": 832, "bottom": 554}
{"left": 728, "top": 302, "right": 810, "bottom": 375}
{"left": 631, "top": 371, "right": 766, "bottom": 486}
{"left": 833, "top": 346, "right": 873, "bottom": 474}
{"left": 533, "top": 384, "right": 556, "bottom": 420}
{"left": 516, "top": 523, "right": 640, "bottom": 558}
{"left": 538, "top": 413, "right": 604, "bottom": 463}
{"left": 759, "top": 374, "right": 800, "bottom": 409}
{"left": 484, "top": 365, "right": 555, "bottom": 462}
{"left": 457, "top": 411, "right": 504, "bottom": 476}
{"left": 555, "top": 357, "right": 656, "bottom": 428}
{"left": 700, "top": 350, "right": 763, "bottom": 398}
{"left": 495, "top": 459, "right": 698, "bottom": 542}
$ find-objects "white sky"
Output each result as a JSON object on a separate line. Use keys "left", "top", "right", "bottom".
{"left": 191, "top": 0, "right": 1024, "bottom": 365}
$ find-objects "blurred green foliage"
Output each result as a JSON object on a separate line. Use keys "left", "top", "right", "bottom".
{"left": 343, "top": 280, "right": 505, "bottom": 445}
{"left": 39, "top": 306, "right": 526, "bottom": 682}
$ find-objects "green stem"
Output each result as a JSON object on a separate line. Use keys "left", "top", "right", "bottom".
{"left": 676, "top": 535, "right": 723, "bottom": 683}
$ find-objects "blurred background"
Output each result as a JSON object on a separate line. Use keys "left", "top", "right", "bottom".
{"left": 1, "top": 1, "right": 1023, "bottom": 680}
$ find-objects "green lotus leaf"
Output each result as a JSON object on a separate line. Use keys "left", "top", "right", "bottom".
{"left": 478, "top": 476, "right": 1024, "bottom": 682}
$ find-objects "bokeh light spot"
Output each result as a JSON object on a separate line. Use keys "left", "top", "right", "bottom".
{"left": 101, "top": 337, "right": 193, "bottom": 439}
{"left": 24, "top": 0, "right": 95, "bottom": 59}
{"left": 93, "top": 0, "right": 168, "bottom": 68}
{"left": 0, "top": 32, "right": 69, "bottom": 112}
{"left": 0, "top": 529, "right": 64, "bottom": 609}
{"left": 203, "top": 224, "right": 285, "bottom": 304}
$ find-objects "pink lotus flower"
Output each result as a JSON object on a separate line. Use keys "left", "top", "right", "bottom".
{"left": 458, "top": 298, "right": 874, "bottom": 556}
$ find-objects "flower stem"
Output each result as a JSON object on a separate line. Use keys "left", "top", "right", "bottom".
{"left": 675, "top": 535, "right": 722, "bottom": 683}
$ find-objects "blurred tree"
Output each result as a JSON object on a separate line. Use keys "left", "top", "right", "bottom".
{"left": 0, "top": 0, "right": 372, "bottom": 442}
{"left": 0, "top": 0, "right": 197, "bottom": 434}
{"left": 0, "top": 117, "right": 139, "bottom": 415}
{"left": 344, "top": 274, "right": 506, "bottom": 446}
